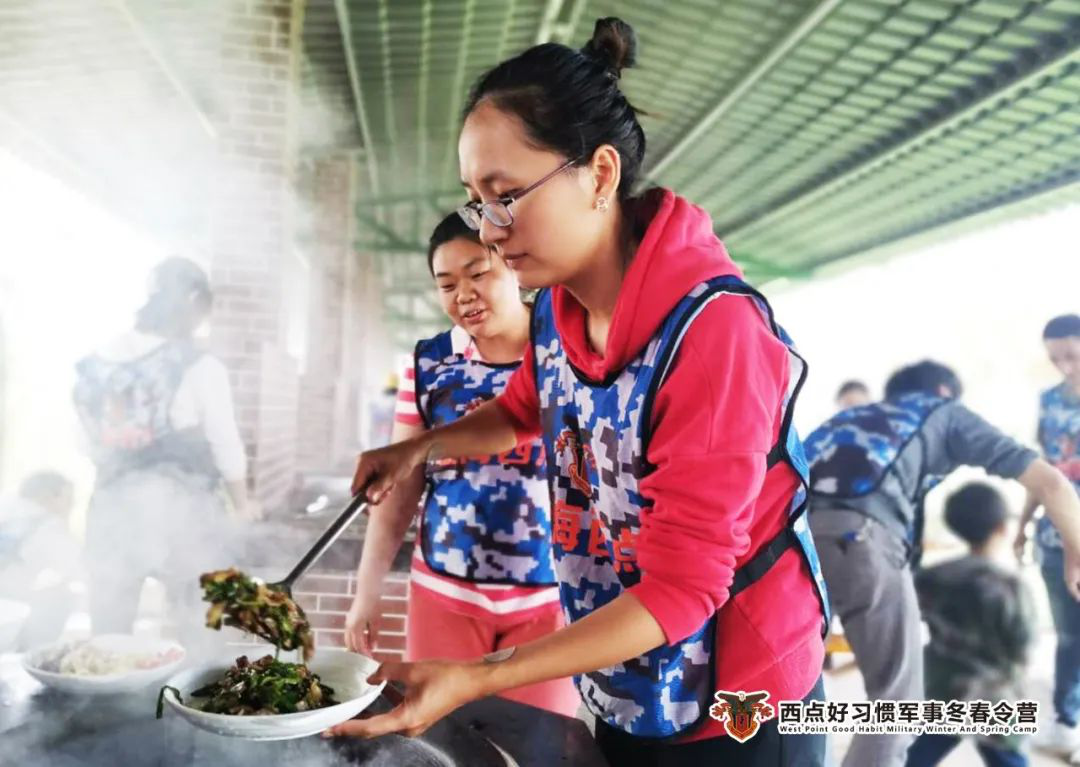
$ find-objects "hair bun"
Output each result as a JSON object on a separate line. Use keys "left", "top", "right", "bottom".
{"left": 581, "top": 17, "right": 637, "bottom": 79}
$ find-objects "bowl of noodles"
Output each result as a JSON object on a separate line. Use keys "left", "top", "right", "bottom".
{"left": 23, "top": 634, "right": 186, "bottom": 694}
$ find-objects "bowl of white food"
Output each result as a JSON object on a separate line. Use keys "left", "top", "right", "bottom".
{"left": 23, "top": 634, "right": 186, "bottom": 694}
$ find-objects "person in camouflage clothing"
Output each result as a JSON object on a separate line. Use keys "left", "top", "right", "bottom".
{"left": 344, "top": 212, "right": 576, "bottom": 716}
{"left": 337, "top": 18, "right": 830, "bottom": 766}
{"left": 806, "top": 360, "right": 1080, "bottom": 767}
{"left": 1017, "top": 314, "right": 1080, "bottom": 758}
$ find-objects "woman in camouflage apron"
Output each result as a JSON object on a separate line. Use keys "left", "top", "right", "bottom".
{"left": 344, "top": 213, "right": 577, "bottom": 716}
{"left": 333, "top": 18, "right": 829, "bottom": 766}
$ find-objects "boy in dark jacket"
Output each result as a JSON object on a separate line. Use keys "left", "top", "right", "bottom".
{"left": 906, "top": 482, "right": 1034, "bottom": 766}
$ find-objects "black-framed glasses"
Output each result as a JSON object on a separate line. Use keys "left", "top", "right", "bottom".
{"left": 457, "top": 158, "right": 578, "bottom": 231}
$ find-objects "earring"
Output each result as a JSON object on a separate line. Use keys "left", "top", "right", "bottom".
{"left": 596, "top": 196, "right": 609, "bottom": 212}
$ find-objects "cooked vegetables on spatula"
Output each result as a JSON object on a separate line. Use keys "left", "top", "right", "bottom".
{"left": 158, "top": 495, "right": 376, "bottom": 723}
{"left": 199, "top": 568, "right": 314, "bottom": 662}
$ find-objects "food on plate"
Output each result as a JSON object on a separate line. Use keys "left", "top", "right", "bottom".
{"left": 200, "top": 568, "right": 314, "bottom": 661}
{"left": 35, "top": 640, "right": 183, "bottom": 676}
{"left": 156, "top": 654, "right": 338, "bottom": 718}
{"left": 159, "top": 570, "right": 340, "bottom": 722}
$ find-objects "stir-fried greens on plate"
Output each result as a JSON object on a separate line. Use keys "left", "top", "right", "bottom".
{"left": 200, "top": 568, "right": 314, "bottom": 662}
{"left": 157, "top": 654, "right": 339, "bottom": 718}
{"left": 157, "top": 569, "right": 362, "bottom": 724}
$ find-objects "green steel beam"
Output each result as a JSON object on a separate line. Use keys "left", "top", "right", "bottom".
{"left": 355, "top": 241, "right": 425, "bottom": 253}
{"left": 558, "top": 0, "right": 588, "bottom": 44}
{"left": 438, "top": 0, "right": 477, "bottom": 185}
{"left": 325, "top": 0, "right": 1080, "bottom": 333}
{"left": 335, "top": 0, "right": 381, "bottom": 198}
{"left": 535, "top": 0, "right": 566, "bottom": 45}
{"left": 495, "top": 0, "right": 520, "bottom": 65}
{"left": 414, "top": 0, "right": 432, "bottom": 241}
{"left": 729, "top": 255, "right": 811, "bottom": 280}
{"left": 723, "top": 44, "right": 1080, "bottom": 243}
{"left": 357, "top": 213, "right": 417, "bottom": 243}
{"left": 738, "top": 95, "right": 1080, "bottom": 255}
{"left": 641, "top": 0, "right": 845, "bottom": 182}
{"left": 357, "top": 188, "right": 462, "bottom": 208}
{"left": 376, "top": 0, "right": 399, "bottom": 196}
{"left": 798, "top": 175, "right": 1080, "bottom": 285}
{"left": 776, "top": 147, "right": 1080, "bottom": 264}
{"left": 691, "top": 0, "right": 1050, "bottom": 217}
{"left": 354, "top": 212, "right": 425, "bottom": 253}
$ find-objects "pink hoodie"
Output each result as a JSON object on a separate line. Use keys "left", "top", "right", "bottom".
{"left": 497, "top": 189, "right": 824, "bottom": 741}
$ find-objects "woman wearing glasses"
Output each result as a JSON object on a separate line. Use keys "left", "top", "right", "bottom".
{"left": 332, "top": 17, "right": 829, "bottom": 766}
{"left": 343, "top": 212, "right": 578, "bottom": 717}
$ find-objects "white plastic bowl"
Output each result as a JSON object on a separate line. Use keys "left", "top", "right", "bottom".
{"left": 22, "top": 634, "right": 186, "bottom": 694}
{"left": 0, "top": 599, "right": 31, "bottom": 653}
{"left": 160, "top": 649, "right": 385, "bottom": 741}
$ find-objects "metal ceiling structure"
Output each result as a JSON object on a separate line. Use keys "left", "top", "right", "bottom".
{"left": 311, "top": 0, "right": 1080, "bottom": 343}
{"left": 1, "top": 0, "right": 1078, "bottom": 346}
{"left": 310, "top": 0, "right": 562, "bottom": 341}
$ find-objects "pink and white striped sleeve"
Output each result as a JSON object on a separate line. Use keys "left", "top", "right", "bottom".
{"left": 394, "top": 362, "right": 424, "bottom": 427}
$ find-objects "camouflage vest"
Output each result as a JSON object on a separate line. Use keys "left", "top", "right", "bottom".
{"left": 804, "top": 393, "right": 949, "bottom": 550}
{"left": 1035, "top": 384, "right": 1080, "bottom": 550}
{"left": 532, "top": 276, "right": 830, "bottom": 738}
{"left": 414, "top": 331, "right": 556, "bottom": 586}
{"left": 73, "top": 341, "right": 218, "bottom": 488}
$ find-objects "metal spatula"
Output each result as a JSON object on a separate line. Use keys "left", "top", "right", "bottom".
{"left": 265, "top": 490, "right": 409, "bottom": 700}
{"left": 266, "top": 491, "right": 370, "bottom": 597}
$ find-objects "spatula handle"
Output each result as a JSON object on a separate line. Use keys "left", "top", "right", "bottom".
{"left": 280, "top": 492, "right": 368, "bottom": 590}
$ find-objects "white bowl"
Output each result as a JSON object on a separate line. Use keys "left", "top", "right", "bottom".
{"left": 159, "top": 649, "right": 385, "bottom": 741}
{"left": 22, "top": 633, "right": 186, "bottom": 694}
{"left": 0, "top": 599, "right": 31, "bottom": 653}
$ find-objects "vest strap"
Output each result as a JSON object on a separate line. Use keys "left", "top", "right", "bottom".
{"left": 765, "top": 441, "right": 784, "bottom": 470}
{"left": 729, "top": 525, "right": 797, "bottom": 598}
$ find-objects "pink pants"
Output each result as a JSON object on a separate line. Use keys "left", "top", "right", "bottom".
{"left": 405, "top": 585, "right": 580, "bottom": 717}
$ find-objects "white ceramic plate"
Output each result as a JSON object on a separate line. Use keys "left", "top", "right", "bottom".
{"left": 22, "top": 634, "right": 186, "bottom": 694}
{"left": 0, "top": 599, "right": 31, "bottom": 653}
{"left": 160, "top": 649, "right": 385, "bottom": 741}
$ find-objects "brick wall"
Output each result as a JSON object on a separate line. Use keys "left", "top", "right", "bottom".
{"left": 293, "top": 570, "right": 409, "bottom": 665}
{"left": 207, "top": 0, "right": 304, "bottom": 512}
{"left": 253, "top": 342, "right": 300, "bottom": 510}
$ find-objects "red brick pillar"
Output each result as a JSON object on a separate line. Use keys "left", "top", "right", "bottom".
{"left": 207, "top": 0, "right": 301, "bottom": 512}
{"left": 295, "top": 154, "right": 356, "bottom": 473}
